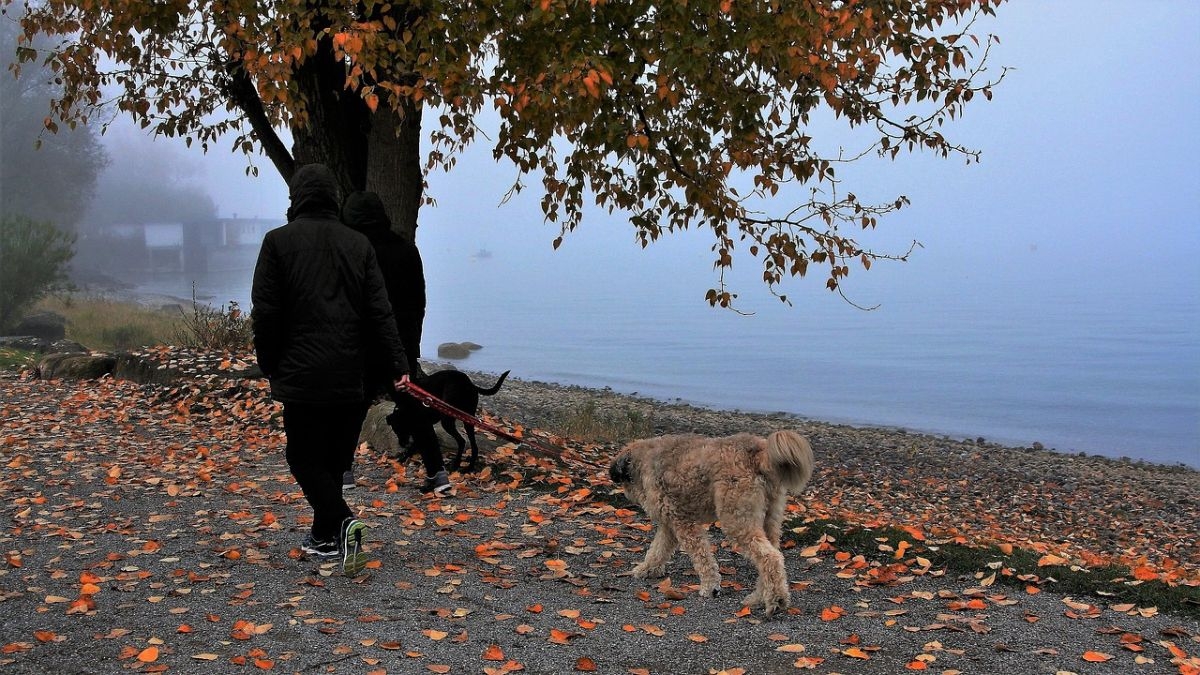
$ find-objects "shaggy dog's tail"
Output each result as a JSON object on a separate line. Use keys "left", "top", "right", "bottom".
{"left": 763, "top": 430, "right": 814, "bottom": 493}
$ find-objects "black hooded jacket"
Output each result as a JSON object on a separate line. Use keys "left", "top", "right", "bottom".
{"left": 250, "top": 164, "right": 408, "bottom": 404}
{"left": 340, "top": 191, "right": 426, "bottom": 315}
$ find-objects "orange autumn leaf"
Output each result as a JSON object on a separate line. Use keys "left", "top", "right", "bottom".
{"left": 1082, "top": 651, "right": 1114, "bottom": 662}
{"left": 575, "top": 656, "right": 598, "bottom": 671}
{"left": 137, "top": 646, "right": 159, "bottom": 663}
{"left": 482, "top": 644, "right": 505, "bottom": 661}
{"left": 427, "top": 666, "right": 451, "bottom": 674}
{"left": 820, "top": 606, "right": 845, "bottom": 621}
{"left": 1131, "top": 566, "right": 1158, "bottom": 581}
{"left": 1037, "top": 553, "right": 1068, "bottom": 567}
{"left": 905, "top": 660, "right": 928, "bottom": 670}
{"left": 1, "top": 643, "right": 32, "bottom": 654}
{"left": 841, "top": 647, "right": 870, "bottom": 659}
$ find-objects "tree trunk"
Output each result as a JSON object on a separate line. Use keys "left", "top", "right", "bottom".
{"left": 290, "top": 37, "right": 370, "bottom": 201}
{"left": 365, "top": 98, "right": 423, "bottom": 240}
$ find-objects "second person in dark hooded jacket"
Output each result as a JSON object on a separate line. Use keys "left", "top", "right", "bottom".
{"left": 340, "top": 191, "right": 448, "bottom": 494}
{"left": 341, "top": 191, "right": 426, "bottom": 377}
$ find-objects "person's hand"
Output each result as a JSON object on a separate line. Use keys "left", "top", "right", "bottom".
{"left": 394, "top": 373, "right": 411, "bottom": 391}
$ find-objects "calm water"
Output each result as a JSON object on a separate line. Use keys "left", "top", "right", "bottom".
{"left": 122, "top": 239, "right": 1200, "bottom": 469}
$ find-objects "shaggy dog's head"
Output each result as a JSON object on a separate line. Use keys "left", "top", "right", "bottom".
{"left": 609, "top": 444, "right": 649, "bottom": 505}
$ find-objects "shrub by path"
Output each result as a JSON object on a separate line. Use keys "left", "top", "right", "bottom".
{"left": 0, "top": 353, "right": 1197, "bottom": 674}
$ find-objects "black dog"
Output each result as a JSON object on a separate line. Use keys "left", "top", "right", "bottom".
{"left": 388, "top": 369, "right": 510, "bottom": 472}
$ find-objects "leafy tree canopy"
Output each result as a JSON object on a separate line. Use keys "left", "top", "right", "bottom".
{"left": 5, "top": 0, "right": 1006, "bottom": 306}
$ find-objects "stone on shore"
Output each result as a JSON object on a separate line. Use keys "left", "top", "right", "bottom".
{"left": 10, "top": 311, "right": 66, "bottom": 340}
{"left": 37, "top": 352, "right": 116, "bottom": 380}
{"left": 437, "top": 341, "right": 482, "bottom": 359}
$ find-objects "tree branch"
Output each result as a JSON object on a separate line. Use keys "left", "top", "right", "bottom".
{"left": 223, "top": 64, "right": 295, "bottom": 182}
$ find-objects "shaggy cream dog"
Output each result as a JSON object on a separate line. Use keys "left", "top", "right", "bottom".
{"left": 609, "top": 430, "right": 814, "bottom": 616}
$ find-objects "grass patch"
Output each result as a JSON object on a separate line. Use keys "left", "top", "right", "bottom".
{"left": 0, "top": 347, "right": 38, "bottom": 372}
{"left": 549, "top": 400, "right": 654, "bottom": 444}
{"left": 787, "top": 519, "right": 1200, "bottom": 618}
{"left": 35, "top": 295, "right": 178, "bottom": 351}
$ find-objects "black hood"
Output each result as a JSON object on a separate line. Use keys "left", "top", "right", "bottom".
{"left": 341, "top": 191, "right": 391, "bottom": 235}
{"left": 288, "top": 164, "right": 340, "bottom": 220}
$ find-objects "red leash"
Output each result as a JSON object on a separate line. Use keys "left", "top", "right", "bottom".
{"left": 396, "top": 377, "right": 607, "bottom": 470}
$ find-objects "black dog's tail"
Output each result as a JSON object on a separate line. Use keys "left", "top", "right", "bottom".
{"left": 476, "top": 370, "right": 510, "bottom": 396}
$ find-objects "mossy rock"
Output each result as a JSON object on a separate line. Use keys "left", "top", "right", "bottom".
{"left": 37, "top": 353, "right": 116, "bottom": 380}
{"left": 437, "top": 342, "right": 473, "bottom": 360}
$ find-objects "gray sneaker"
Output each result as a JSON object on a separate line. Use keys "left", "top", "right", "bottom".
{"left": 342, "top": 469, "right": 355, "bottom": 491}
{"left": 421, "top": 470, "right": 452, "bottom": 495}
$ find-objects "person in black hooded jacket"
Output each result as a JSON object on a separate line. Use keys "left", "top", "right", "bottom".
{"left": 340, "top": 191, "right": 448, "bottom": 493}
{"left": 251, "top": 164, "right": 409, "bottom": 575}
{"left": 341, "top": 191, "right": 426, "bottom": 377}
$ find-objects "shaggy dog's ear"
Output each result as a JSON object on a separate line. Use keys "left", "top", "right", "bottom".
{"left": 609, "top": 454, "right": 632, "bottom": 484}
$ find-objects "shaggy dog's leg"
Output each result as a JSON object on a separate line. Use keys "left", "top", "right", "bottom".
{"left": 673, "top": 520, "right": 722, "bottom": 597}
{"left": 631, "top": 522, "right": 677, "bottom": 579}
{"left": 764, "top": 492, "right": 788, "bottom": 550}
{"left": 728, "top": 526, "right": 790, "bottom": 616}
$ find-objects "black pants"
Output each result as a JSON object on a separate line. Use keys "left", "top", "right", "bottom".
{"left": 282, "top": 401, "right": 367, "bottom": 541}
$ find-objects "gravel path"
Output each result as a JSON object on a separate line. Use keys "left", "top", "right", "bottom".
{"left": 0, "top": 362, "right": 1197, "bottom": 675}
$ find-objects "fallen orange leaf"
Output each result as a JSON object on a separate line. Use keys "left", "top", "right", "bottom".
{"left": 482, "top": 644, "right": 505, "bottom": 661}
{"left": 841, "top": 647, "right": 870, "bottom": 660}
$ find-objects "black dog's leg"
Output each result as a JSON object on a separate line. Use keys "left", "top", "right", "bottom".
{"left": 463, "top": 425, "right": 481, "bottom": 472}
{"left": 441, "top": 418, "right": 467, "bottom": 470}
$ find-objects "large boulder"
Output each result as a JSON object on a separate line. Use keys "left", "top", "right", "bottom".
{"left": 0, "top": 336, "right": 49, "bottom": 352}
{"left": 437, "top": 342, "right": 471, "bottom": 360}
{"left": 37, "top": 352, "right": 116, "bottom": 380}
{"left": 436, "top": 342, "right": 482, "bottom": 360}
{"left": 11, "top": 311, "right": 66, "bottom": 340}
{"left": 0, "top": 336, "right": 88, "bottom": 354}
{"left": 360, "top": 401, "right": 401, "bottom": 456}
